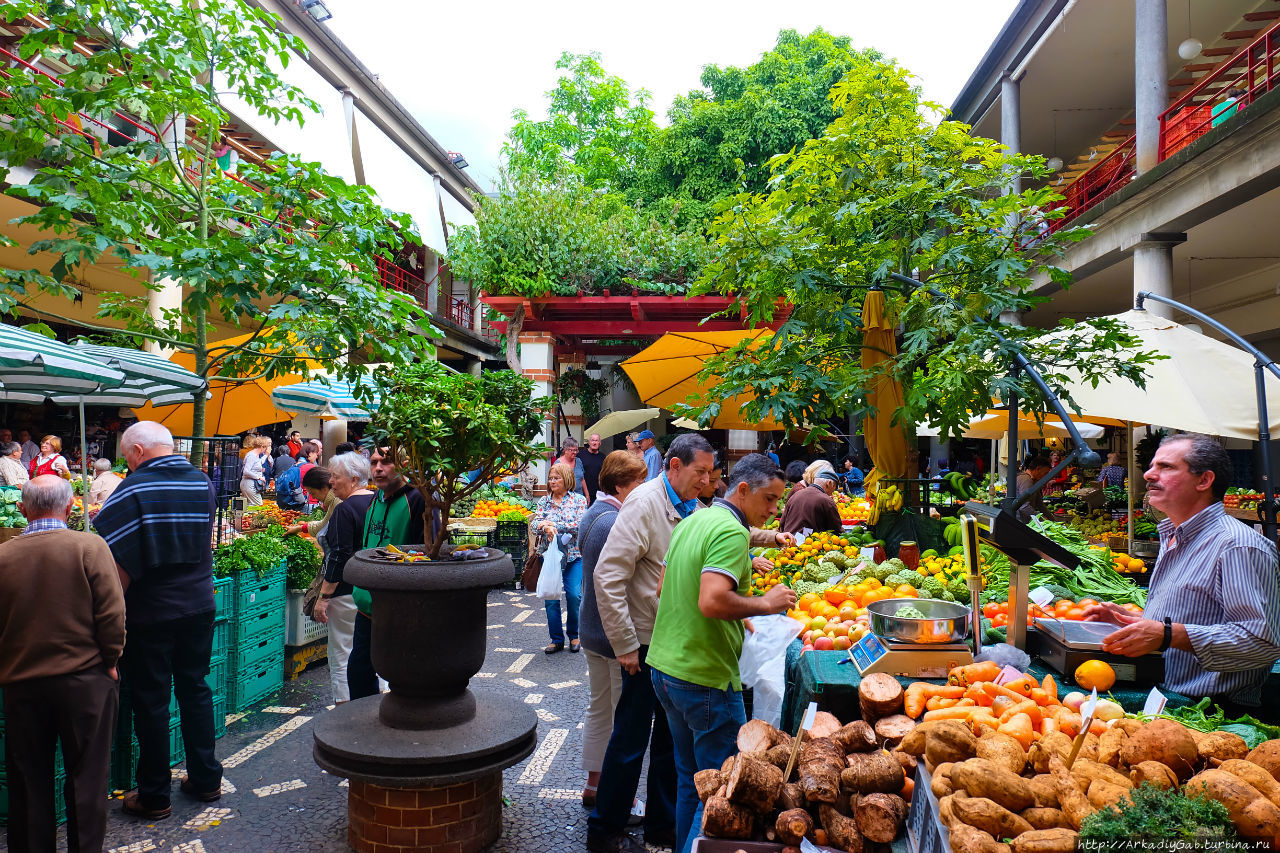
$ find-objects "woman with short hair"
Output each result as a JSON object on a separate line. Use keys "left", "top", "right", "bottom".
{"left": 308, "top": 453, "right": 374, "bottom": 703}
{"left": 28, "top": 435, "right": 70, "bottom": 479}
{"left": 533, "top": 461, "right": 588, "bottom": 654}
{"left": 576, "top": 450, "right": 649, "bottom": 807}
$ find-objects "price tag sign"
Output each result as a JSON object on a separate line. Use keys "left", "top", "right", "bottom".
{"left": 860, "top": 547, "right": 877, "bottom": 561}
{"left": 801, "top": 701, "right": 818, "bottom": 732}
{"left": 1029, "top": 586, "right": 1055, "bottom": 610}
{"left": 1081, "top": 687, "right": 1099, "bottom": 723}
{"left": 1142, "top": 686, "right": 1168, "bottom": 717}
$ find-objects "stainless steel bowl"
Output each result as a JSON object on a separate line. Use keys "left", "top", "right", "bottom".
{"left": 867, "top": 598, "right": 971, "bottom": 645}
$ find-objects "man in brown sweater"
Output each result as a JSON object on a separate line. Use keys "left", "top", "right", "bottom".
{"left": 0, "top": 475, "right": 125, "bottom": 853}
{"left": 779, "top": 469, "right": 843, "bottom": 534}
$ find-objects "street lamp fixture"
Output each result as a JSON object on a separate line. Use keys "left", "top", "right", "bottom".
{"left": 449, "top": 151, "right": 469, "bottom": 169}
{"left": 301, "top": 0, "right": 333, "bottom": 23}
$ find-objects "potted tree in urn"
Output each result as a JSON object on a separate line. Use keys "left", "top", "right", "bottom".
{"left": 336, "top": 361, "right": 550, "bottom": 733}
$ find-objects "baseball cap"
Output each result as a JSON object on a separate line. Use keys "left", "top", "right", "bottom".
{"left": 636, "top": 430, "right": 656, "bottom": 441}
{"left": 816, "top": 471, "right": 841, "bottom": 483}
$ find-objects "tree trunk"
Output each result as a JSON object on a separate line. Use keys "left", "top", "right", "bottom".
{"left": 505, "top": 303, "right": 524, "bottom": 373}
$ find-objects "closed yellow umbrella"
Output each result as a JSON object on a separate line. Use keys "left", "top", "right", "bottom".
{"left": 861, "top": 289, "right": 909, "bottom": 494}
{"left": 621, "top": 331, "right": 787, "bottom": 431}
{"left": 133, "top": 332, "right": 322, "bottom": 435}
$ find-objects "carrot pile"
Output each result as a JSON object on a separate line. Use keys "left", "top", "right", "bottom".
{"left": 902, "top": 661, "right": 1104, "bottom": 749}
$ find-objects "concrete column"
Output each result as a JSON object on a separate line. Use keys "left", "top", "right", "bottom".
{"left": 1135, "top": 0, "right": 1169, "bottom": 174}
{"left": 1125, "top": 232, "right": 1186, "bottom": 318}
{"left": 424, "top": 249, "right": 440, "bottom": 317}
{"left": 1000, "top": 75, "right": 1021, "bottom": 196}
{"left": 726, "top": 430, "right": 758, "bottom": 472}
{"left": 519, "top": 332, "right": 556, "bottom": 487}
{"left": 147, "top": 275, "right": 184, "bottom": 356}
{"left": 468, "top": 359, "right": 483, "bottom": 377}
{"left": 320, "top": 419, "right": 347, "bottom": 465}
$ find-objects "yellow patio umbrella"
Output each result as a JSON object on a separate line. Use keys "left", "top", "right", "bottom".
{"left": 861, "top": 289, "right": 909, "bottom": 494}
{"left": 133, "top": 332, "right": 323, "bottom": 435}
{"left": 620, "top": 331, "right": 787, "bottom": 431}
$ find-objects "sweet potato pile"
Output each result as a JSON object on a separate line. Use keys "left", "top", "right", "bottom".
{"left": 906, "top": 696, "right": 1280, "bottom": 852}
{"left": 702, "top": 676, "right": 916, "bottom": 851}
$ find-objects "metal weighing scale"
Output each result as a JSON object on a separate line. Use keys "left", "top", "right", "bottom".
{"left": 848, "top": 632, "right": 972, "bottom": 679}
{"left": 1028, "top": 618, "right": 1166, "bottom": 685}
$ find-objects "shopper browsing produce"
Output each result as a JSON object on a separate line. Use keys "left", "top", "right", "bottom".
{"left": 779, "top": 468, "right": 842, "bottom": 534}
{"left": 647, "top": 453, "right": 796, "bottom": 853}
{"left": 1085, "top": 434, "right": 1280, "bottom": 716}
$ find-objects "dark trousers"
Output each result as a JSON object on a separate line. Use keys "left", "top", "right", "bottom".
{"left": 4, "top": 665, "right": 118, "bottom": 853}
{"left": 120, "top": 611, "right": 221, "bottom": 808}
{"left": 587, "top": 645, "right": 676, "bottom": 838}
{"left": 347, "top": 612, "right": 379, "bottom": 700}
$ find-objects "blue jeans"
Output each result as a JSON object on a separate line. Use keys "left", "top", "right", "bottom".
{"left": 650, "top": 668, "right": 746, "bottom": 853}
{"left": 588, "top": 645, "right": 676, "bottom": 839}
{"left": 544, "top": 557, "right": 582, "bottom": 645}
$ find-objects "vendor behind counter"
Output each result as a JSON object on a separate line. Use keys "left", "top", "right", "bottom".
{"left": 1084, "top": 434, "right": 1280, "bottom": 719}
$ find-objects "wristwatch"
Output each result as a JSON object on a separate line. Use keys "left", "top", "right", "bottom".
{"left": 1159, "top": 617, "right": 1173, "bottom": 652}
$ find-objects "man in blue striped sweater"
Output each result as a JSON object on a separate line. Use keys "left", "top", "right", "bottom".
{"left": 1086, "top": 434, "right": 1280, "bottom": 717}
{"left": 94, "top": 421, "right": 223, "bottom": 820}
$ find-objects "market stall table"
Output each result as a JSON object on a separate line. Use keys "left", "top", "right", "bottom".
{"left": 780, "top": 641, "right": 1195, "bottom": 734}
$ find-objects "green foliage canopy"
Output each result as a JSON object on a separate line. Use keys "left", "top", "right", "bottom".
{"left": 360, "top": 362, "right": 551, "bottom": 559}
{"left": 688, "top": 58, "right": 1158, "bottom": 439}
{"left": 0, "top": 0, "right": 437, "bottom": 442}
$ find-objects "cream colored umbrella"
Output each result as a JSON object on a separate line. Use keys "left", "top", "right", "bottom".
{"left": 584, "top": 407, "right": 660, "bottom": 439}
{"left": 916, "top": 413, "right": 1104, "bottom": 440}
{"left": 1038, "top": 310, "right": 1280, "bottom": 439}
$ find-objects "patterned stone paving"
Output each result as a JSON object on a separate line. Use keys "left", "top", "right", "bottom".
{"left": 3, "top": 587, "right": 665, "bottom": 852}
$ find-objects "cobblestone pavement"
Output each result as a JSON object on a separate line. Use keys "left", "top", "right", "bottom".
{"left": 1, "top": 587, "right": 665, "bottom": 852}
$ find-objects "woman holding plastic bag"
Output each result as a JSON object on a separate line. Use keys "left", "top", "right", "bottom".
{"left": 533, "top": 462, "right": 588, "bottom": 654}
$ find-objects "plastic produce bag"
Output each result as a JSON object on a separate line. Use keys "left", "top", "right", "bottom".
{"left": 536, "top": 536, "right": 563, "bottom": 600}
{"left": 739, "top": 613, "right": 805, "bottom": 727}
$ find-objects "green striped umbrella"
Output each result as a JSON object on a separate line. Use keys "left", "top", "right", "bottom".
{"left": 271, "top": 377, "right": 374, "bottom": 421}
{"left": 0, "top": 322, "right": 126, "bottom": 397}
{"left": 48, "top": 342, "right": 206, "bottom": 407}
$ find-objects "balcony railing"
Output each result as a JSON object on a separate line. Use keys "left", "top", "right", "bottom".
{"left": 448, "top": 296, "right": 473, "bottom": 329}
{"left": 1050, "top": 16, "right": 1280, "bottom": 231}
{"left": 376, "top": 256, "right": 427, "bottom": 308}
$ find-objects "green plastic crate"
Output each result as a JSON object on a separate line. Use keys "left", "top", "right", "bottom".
{"left": 168, "top": 720, "right": 185, "bottom": 767}
{"left": 212, "top": 618, "right": 230, "bottom": 659}
{"left": 230, "top": 633, "right": 283, "bottom": 679}
{"left": 234, "top": 574, "right": 285, "bottom": 617}
{"left": 230, "top": 660, "right": 282, "bottom": 712}
{"left": 213, "top": 575, "right": 233, "bottom": 621}
{"left": 213, "top": 693, "right": 226, "bottom": 740}
{"left": 232, "top": 605, "right": 285, "bottom": 646}
{"left": 0, "top": 770, "right": 66, "bottom": 827}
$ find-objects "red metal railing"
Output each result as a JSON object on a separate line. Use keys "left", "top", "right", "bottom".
{"left": 448, "top": 296, "right": 473, "bottom": 329}
{"left": 376, "top": 256, "right": 428, "bottom": 308}
{"left": 1159, "top": 20, "right": 1280, "bottom": 159}
{"left": 1052, "top": 17, "right": 1280, "bottom": 230}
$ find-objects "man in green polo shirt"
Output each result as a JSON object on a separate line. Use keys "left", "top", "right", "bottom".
{"left": 647, "top": 453, "right": 795, "bottom": 853}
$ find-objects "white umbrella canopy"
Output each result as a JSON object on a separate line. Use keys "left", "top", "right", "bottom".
{"left": 1038, "top": 310, "right": 1280, "bottom": 440}
{"left": 271, "top": 378, "right": 373, "bottom": 421}
{"left": 585, "top": 407, "right": 659, "bottom": 439}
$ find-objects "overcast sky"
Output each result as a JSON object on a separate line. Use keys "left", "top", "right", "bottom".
{"left": 322, "top": 0, "right": 1019, "bottom": 192}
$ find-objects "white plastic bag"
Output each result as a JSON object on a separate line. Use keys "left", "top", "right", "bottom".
{"left": 536, "top": 536, "right": 563, "bottom": 600}
{"left": 739, "top": 613, "right": 805, "bottom": 727}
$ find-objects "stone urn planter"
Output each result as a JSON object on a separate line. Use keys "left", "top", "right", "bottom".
{"left": 313, "top": 545, "right": 537, "bottom": 853}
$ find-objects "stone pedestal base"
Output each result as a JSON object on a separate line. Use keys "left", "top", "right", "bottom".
{"left": 348, "top": 774, "right": 502, "bottom": 853}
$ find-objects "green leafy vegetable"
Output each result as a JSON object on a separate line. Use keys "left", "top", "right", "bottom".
{"left": 1079, "top": 783, "right": 1235, "bottom": 845}
{"left": 213, "top": 531, "right": 288, "bottom": 579}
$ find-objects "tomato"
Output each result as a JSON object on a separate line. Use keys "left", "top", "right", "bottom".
{"left": 991, "top": 613, "right": 1009, "bottom": 627}
{"left": 1054, "top": 599, "right": 1074, "bottom": 615}
{"left": 1065, "top": 607, "right": 1086, "bottom": 621}
{"left": 983, "top": 602, "right": 1001, "bottom": 619}
{"left": 1076, "top": 598, "right": 1099, "bottom": 608}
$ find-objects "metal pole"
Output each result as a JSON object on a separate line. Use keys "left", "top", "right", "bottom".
{"left": 1007, "top": 374, "right": 1020, "bottom": 511}
{"left": 1136, "top": 290, "right": 1280, "bottom": 540}
{"left": 1127, "top": 421, "right": 1136, "bottom": 553}
{"left": 78, "top": 397, "right": 91, "bottom": 529}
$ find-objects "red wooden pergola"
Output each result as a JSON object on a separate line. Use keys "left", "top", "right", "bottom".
{"left": 480, "top": 294, "right": 790, "bottom": 353}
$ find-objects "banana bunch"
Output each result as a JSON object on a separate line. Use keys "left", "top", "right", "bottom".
{"left": 942, "top": 471, "right": 981, "bottom": 500}
{"left": 867, "top": 483, "right": 903, "bottom": 526}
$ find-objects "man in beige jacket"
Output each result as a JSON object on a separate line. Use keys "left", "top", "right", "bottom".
{"left": 588, "top": 435, "right": 791, "bottom": 853}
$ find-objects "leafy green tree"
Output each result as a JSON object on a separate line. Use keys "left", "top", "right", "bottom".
{"left": 0, "top": 0, "right": 435, "bottom": 446}
{"left": 505, "top": 51, "right": 657, "bottom": 190}
{"left": 630, "top": 29, "right": 874, "bottom": 224}
{"left": 360, "top": 361, "right": 550, "bottom": 559}
{"left": 688, "top": 58, "right": 1157, "bottom": 439}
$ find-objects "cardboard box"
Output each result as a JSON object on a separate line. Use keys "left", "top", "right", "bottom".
{"left": 1074, "top": 486, "right": 1106, "bottom": 509}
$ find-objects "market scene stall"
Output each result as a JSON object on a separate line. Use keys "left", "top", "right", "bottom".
{"left": 6, "top": 2, "right": 1280, "bottom": 853}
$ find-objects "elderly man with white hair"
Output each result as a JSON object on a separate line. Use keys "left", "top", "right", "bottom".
{"left": 93, "top": 421, "right": 223, "bottom": 821}
{"left": 0, "top": 475, "right": 125, "bottom": 852}
{"left": 87, "top": 456, "right": 121, "bottom": 507}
